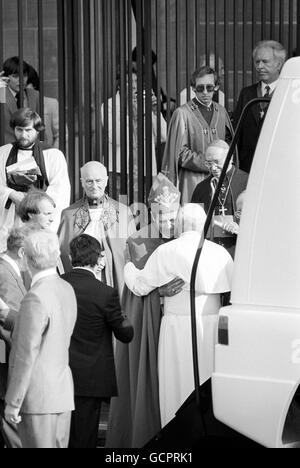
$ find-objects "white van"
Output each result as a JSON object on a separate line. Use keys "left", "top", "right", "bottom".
{"left": 212, "top": 57, "right": 300, "bottom": 448}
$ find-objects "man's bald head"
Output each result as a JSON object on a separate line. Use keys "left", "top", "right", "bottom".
{"left": 81, "top": 161, "right": 108, "bottom": 201}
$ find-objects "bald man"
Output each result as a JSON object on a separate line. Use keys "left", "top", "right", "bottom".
{"left": 58, "top": 162, "right": 136, "bottom": 298}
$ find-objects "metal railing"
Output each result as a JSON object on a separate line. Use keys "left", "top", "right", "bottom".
{"left": 0, "top": 0, "right": 299, "bottom": 204}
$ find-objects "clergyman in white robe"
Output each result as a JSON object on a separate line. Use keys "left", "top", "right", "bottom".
{"left": 0, "top": 144, "right": 71, "bottom": 251}
{"left": 124, "top": 204, "right": 233, "bottom": 427}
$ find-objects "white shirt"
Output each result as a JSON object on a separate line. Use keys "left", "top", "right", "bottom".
{"left": 0, "top": 144, "right": 71, "bottom": 246}
{"left": 261, "top": 80, "right": 279, "bottom": 96}
{"left": 31, "top": 268, "right": 58, "bottom": 287}
{"left": 0, "top": 253, "right": 21, "bottom": 277}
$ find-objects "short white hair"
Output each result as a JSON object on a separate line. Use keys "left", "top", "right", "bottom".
{"left": 80, "top": 161, "right": 107, "bottom": 179}
{"left": 24, "top": 230, "right": 60, "bottom": 271}
{"left": 175, "top": 203, "right": 207, "bottom": 236}
{"left": 253, "top": 40, "right": 287, "bottom": 64}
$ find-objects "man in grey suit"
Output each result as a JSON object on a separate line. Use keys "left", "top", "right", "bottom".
{"left": 0, "top": 230, "right": 77, "bottom": 448}
{"left": 0, "top": 227, "right": 28, "bottom": 448}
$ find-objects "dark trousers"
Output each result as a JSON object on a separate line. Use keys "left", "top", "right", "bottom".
{"left": 69, "top": 396, "right": 108, "bottom": 449}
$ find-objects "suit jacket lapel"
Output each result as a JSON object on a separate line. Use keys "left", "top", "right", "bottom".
{"left": 5, "top": 88, "right": 18, "bottom": 114}
{"left": 0, "top": 259, "right": 27, "bottom": 295}
{"left": 250, "top": 83, "right": 261, "bottom": 124}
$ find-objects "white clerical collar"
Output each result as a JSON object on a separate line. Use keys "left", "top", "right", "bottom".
{"left": 73, "top": 266, "right": 97, "bottom": 278}
{"left": 31, "top": 268, "right": 57, "bottom": 287}
{"left": 261, "top": 80, "right": 278, "bottom": 95}
{"left": 1, "top": 254, "right": 21, "bottom": 277}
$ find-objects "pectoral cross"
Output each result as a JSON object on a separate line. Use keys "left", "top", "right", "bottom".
{"left": 220, "top": 206, "right": 227, "bottom": 216}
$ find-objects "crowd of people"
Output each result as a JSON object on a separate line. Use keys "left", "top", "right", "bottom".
{"left": 0, "top": 39, "right": 288, "bottom": 448}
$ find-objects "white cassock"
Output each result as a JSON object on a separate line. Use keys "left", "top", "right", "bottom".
{"left": 124, "top": 231, "right": 233, "bottom": 427}
{"left": 0, "top": 144, "right": 71, "bottom": 251}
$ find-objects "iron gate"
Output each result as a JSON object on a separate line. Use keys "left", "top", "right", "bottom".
{"left": 0, "top": 0, "right": 299, "bottom": 204}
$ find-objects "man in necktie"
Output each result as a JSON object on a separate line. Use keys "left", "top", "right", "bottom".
{"left": 233, "top": 40, "right": 287, "bottom": 173}
{"left": 0, "top": 57, "right": 39, "bottom": 144}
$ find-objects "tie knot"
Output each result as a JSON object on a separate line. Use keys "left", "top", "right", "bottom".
{"left": 264, "top": 85, "right": 270, "bottom": 96}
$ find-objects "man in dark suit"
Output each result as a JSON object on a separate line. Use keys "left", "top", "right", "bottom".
{"left": 233, "top": 40, "right": 287, "bottom": 173}
{"left": 0, "top": 57, "right": 39, "bottom": 145}
{"left": 191, "top": 140, "right": 248, "bottom": 258}
{"left": 0, "top": 227, "right": 28, "bottom": 448}
{"left": 62, "top": 234, "right": 134, "bottom": 449}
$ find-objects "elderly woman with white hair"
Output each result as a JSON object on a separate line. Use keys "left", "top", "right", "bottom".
{"left": 124, "top": 203, "right": 234, "bottom": 427}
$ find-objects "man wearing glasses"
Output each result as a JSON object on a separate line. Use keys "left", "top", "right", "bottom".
{"left": 161, "top": 66, "right": 233, "bottom": 204}
{"left": 191, "top": 139, "right": 248, "bottom": 258}
{"left": 58, "top": 161, "right": 136, "bottom": 298}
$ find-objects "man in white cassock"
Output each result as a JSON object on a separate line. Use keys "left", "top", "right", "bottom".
{"left": 0, "top": 108, "right": 70, "bottom": 251}
{"left": 124, "top": 203, "right": 233, "bottom": 427}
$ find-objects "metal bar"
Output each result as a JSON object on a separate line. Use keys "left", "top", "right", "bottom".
{"left": 243, "top": 0, "right": 247, "bottom": 89}
{"left": 75, "top": 0, "right": 84, "bottom": 191}
{"left": 37, "top": 0, "right": 45, "bottom": 139}
{"left": 297, "top": 0, "right": 300, "bottom": 55}
{"left": 205, "top": 0, "right": 209, "bottom": 63}
{"left": 119, "top": 0, "right": 127, "bottom": 196}
{"left": 136, "top": 0, "right": 144, "bottom": 203}
{"left": 127, "top": 0, "right": 134, "bottom": 204}
{"left": 83, "top": 0, "right": 92, "bottom": 165}
{"left": 111, "top": 0, "right": 117, "bottom": 199}
{"left": 166, "top": 0, "right": 171, "bottom": 123}
{"left": 279, "top": 0, "right": 284, "bottom": 46}
{"left": 144, "top": 0, "right": 153, "bottom": 198}
{"left": 270, "top": 0, "right": 276, "bottom": 40}
{"left": 94, "top": 0, "right": 101, "bottom": 163}
{"left": 155, "top": 0, "right": 162, "bottom": 173}
{"left": 17, "top": 0, "right": 24, "bottom": 106}
{"left": 176, "top": 0, "right": 181, "bottom": 107}
{"left": 224, "top": 0, "right": 230, "bottom": 110}
{"left": 66, "top": 0, "right": 76, "bottom": 200}
{"left": 289, "top": 0, "right": 294, "bottom": 55}
{"left": 102, "top": 0, "right": 109, "bottom": 172}
{"left": 57, "top": 0, "right": 66, "bottom": 155}
{"left": 0, "top": 0, "right": 4, "bottom": 146}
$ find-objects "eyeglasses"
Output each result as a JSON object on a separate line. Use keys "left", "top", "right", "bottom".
{"left": 204, "top": 160, "right": 223, "bottom": 169}
{"left": 195, "top": 84, "right": 215, "bottom": 93}
{"left": 84, "top": 179, "right": 107, "bottom": 187}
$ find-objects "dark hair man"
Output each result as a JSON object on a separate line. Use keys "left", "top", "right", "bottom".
{"left": 0, "top": 57, "right": 39, "bottom": 145}
{"left": 161, "top": 65, "right": 233, "bottom": 204}
{"left": 0, "top": 108, "right": 70, "bottom": 248}
{"left": 62, "top": 234, "right": 134, "bottom": 448}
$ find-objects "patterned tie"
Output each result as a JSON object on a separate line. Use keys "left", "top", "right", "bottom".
{"left": 260, "top": 85, "right": 271, "bottom": 118}
{"left": 264, "top": 85, "right": 271, "bottom": 97}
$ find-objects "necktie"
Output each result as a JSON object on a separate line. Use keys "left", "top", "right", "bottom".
{"left": 264, "top": 85, "right": 271, "bottom": 97}
{"left": 260, "top": 85, "right": 271, "bottom": 118}
{"left": 15, "top": 92, "right": 21, "bottom": 108}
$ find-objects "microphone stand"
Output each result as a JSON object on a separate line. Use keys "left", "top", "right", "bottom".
{"left": 189, "top": 97, "right": 270, "bottom": 436}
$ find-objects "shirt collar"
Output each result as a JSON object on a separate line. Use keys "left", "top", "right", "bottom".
{"left": 31, "top": 268, "right": 57, "bottom": 287}
{"left": 73, "top": 266, "right": 97, "bottom": 278}
{"left": 261, "top": 80, "right": 278, "bottom": 95}
{"left": 1, "top": 254, "right": 21, "bottom": 277}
